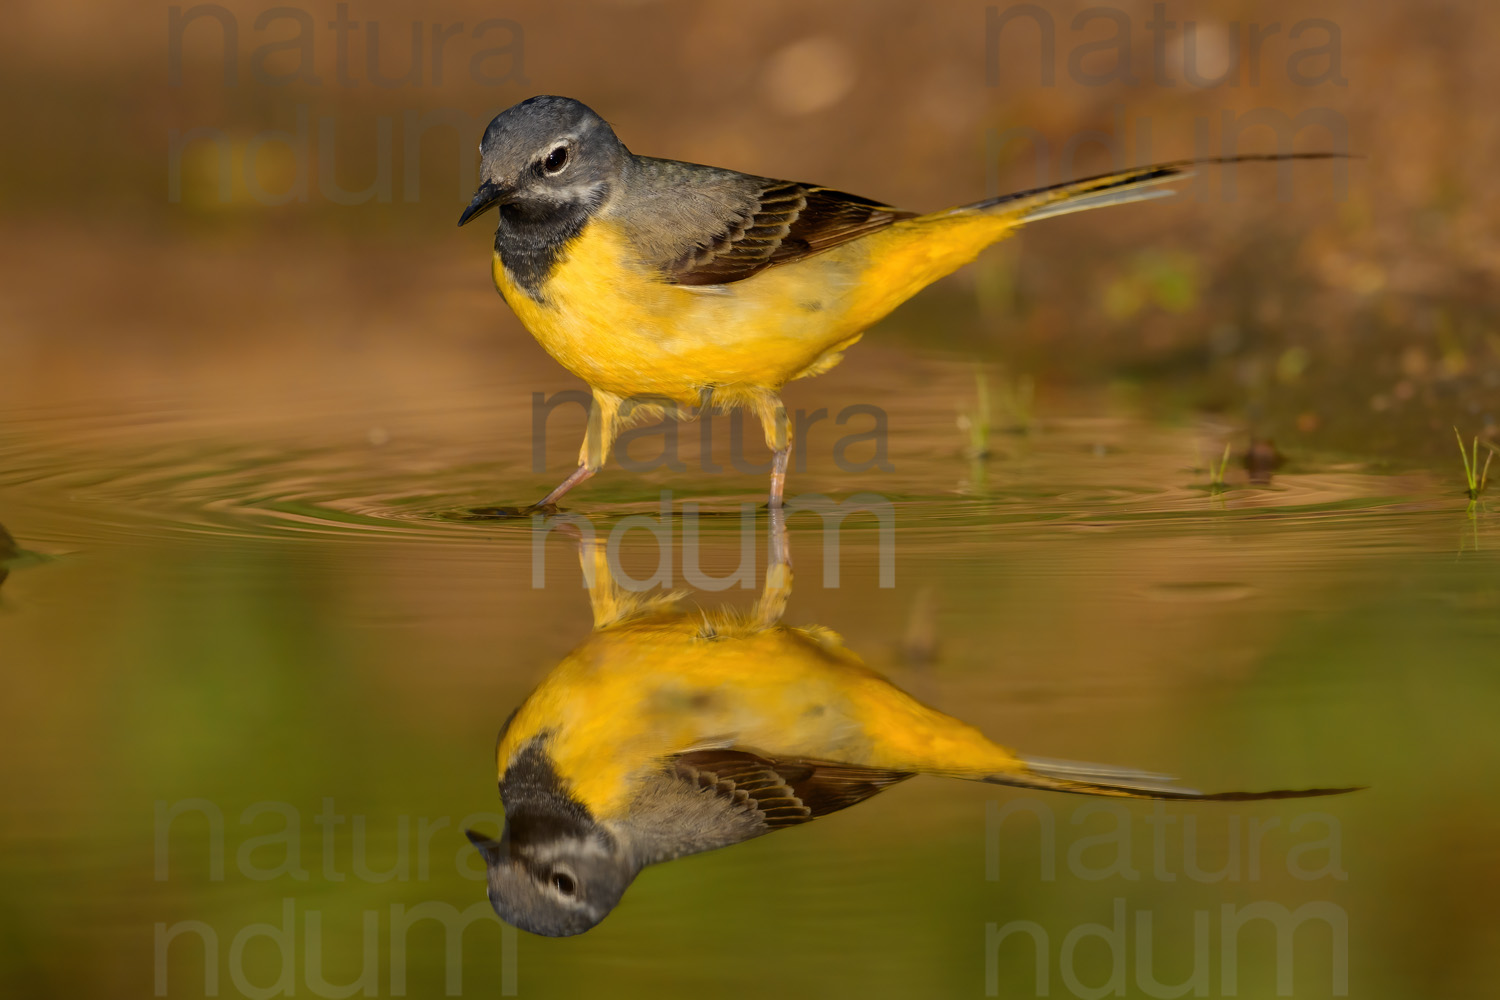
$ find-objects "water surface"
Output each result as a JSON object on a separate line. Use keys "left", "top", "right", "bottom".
{"left": 2, "top": 355, "right": 1496, "bottom": 998}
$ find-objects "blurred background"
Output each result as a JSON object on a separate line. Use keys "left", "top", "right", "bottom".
{"left": 1, "top": 1, "right": 1497, "bottom": 997}
{"left": 2, "top": 0, "right": 1496, "bottom": 455}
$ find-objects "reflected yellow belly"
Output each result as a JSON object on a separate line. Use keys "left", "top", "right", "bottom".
{"left": 497, "top": 619, "right": 1021, "bottom": 821}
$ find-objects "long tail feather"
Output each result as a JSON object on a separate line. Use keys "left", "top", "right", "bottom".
{"left": 968, "top": 152, "right": 1352, "bottom": 224}
{"left": 984, "top": 754, "right": 1364, "bottom": 801}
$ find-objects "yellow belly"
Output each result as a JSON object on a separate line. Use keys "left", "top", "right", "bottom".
{"left": 492, "top": 210, "right": 1016, "bottom": 407}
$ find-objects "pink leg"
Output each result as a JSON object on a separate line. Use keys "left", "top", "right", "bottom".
{"left": 768, "top": 445, "right": 790, "bottom": 509}
{"left": 533, "top": 464, "right": 596, "bottom": 510}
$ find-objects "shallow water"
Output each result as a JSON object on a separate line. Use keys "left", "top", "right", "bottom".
{"left": 3, "top": 354, "right": 1497, "bottom": 998}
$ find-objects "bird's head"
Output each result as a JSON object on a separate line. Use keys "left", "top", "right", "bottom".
{"left": 466, "top": 814, "right": 638, "bottom": 937}
{"left": 458, "top": 95, "right": 629, "bottom": 227}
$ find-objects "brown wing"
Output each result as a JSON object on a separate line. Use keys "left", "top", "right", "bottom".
{"left": 673, "top": 749, "right": 914, "bottom": 829}
{"left": 666, "top": 182, "right": 916, "bottom": 287}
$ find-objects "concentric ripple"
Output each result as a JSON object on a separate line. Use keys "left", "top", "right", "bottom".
{"left": 0, "top": 390, "right": 1471, "bottom": 555}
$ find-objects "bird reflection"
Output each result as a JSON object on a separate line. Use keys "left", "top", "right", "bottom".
{"left": 468, "top": 510, "right": 1357, "bottom": 937}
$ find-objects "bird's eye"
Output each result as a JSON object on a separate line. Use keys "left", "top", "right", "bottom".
{"left": 550, "top": 871, "right": 577, "bottom": 895}
{"left": 543, "top": 146, "right": 569, "bottom": 173}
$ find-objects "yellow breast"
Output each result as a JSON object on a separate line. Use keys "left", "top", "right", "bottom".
{"left": 490, "top": 210, "right": 1017, "bottom": 406}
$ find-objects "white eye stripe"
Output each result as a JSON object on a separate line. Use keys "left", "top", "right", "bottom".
{"left": 524, "top": 835, "right": 611, "bottom": 863}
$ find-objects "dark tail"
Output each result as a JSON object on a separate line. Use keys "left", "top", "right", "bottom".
{"left": 968, "top": 152, "right": 1353, "bottom": 224}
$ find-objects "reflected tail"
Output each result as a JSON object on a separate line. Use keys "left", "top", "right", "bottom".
{"left": 982, "top": 754, "right": 1364, "bottom": 801}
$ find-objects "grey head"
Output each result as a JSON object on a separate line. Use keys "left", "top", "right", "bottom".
{"left": 457, "top": 95, "right": 629, "bottom": 229}
{"left": 465, "top": 811, "right": 639, "bottom": 937}
{"left": 465, "top": 737, "right": 641, "bottom": 937}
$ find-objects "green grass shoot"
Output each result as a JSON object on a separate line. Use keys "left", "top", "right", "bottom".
{"left": 957, "top": 368, "right": 993, "bottom": 459}
{"left": 1455, "top": 427, "right": 1492, "bottom": 500}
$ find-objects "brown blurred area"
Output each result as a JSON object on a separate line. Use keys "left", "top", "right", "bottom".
{"left": 0, "top": 0, "right": 1495, "bottom": 461}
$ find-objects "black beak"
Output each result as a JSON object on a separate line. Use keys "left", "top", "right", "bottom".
{"left": 466, "top": 828, "right": 504, "bottom": 866}
{"left": 458, "top": 180, "right": 509, "bottom": 226}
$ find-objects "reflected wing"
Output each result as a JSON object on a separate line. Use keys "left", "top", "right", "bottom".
{"left": 673, "top": 749, "right": 914, "bottom": 828}
{"left": 666, "top": 182, "right": 915, "bottom": 286}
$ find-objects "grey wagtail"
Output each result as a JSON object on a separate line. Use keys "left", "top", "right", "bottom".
{"left": 465, "top": 513, "right": 1360, "bottom": 936}
{"left": 459, "top": 95, "right": 1342, "bottom": 510}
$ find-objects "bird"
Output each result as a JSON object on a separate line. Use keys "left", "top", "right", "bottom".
{"left": 466, "top": 515, "right": 1360, "bottom": 936}
{"left": 459, "top": 95, "right": 1344, "bottom": 511}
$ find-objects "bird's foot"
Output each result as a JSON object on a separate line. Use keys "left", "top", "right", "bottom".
{"left": 456, "top": 502, "right": 562, "bottom": 521}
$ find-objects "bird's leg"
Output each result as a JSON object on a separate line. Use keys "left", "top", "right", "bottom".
{"left": 531, "top": 390, "right": 621, "bottom": 511}
{"left": 769, "top": 446, "right": 791, "bottom": 509}
{"left": 753, "top": 393, "right": 792, "bottom": 509}
{"left": 752, "top": 503, "right": 792, "bottom": 627}
{"left": 533, "top": 464, "right": 596, "bottom": 509}
{"left": 578, "top": 531, "right": 650, "bottom": 629}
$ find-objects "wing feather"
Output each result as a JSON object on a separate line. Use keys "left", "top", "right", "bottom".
{"left": 673, "top": 749, "right": 914, "bottom": 828}
{"left": 666, "top": 182, "right": 915, "bottom": 286}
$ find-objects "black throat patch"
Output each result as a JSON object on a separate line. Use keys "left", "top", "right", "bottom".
{"left": 500, "top": 736, "right": 597, "bottom": 845}
{"left": 493, "top": 193, "right": 598, "bottom": 301}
